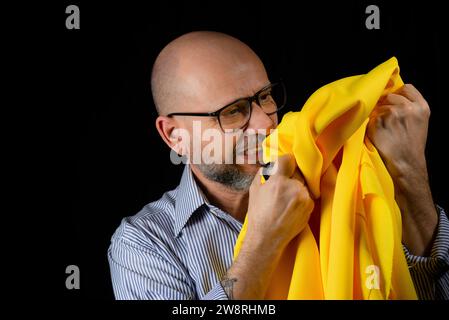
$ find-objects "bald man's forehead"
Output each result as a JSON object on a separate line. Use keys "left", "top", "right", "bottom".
{"left": 176, "top": 57, "right": 268, "bottom": 111}
{"left": 180, "top": 69, "right": 269, "bottom": 112}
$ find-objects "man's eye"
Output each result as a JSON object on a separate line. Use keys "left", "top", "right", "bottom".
{"left": 225, "top": 105, "right": 242, "bottom": 115}
{"left": 259, "top": 92, "right": 272, "bottom": 102}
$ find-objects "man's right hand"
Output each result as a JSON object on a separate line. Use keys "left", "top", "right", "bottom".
{"left": 221, "top": 154, "right": 314, "bottom": 299}
{"left": 246, "top": 154, "right": 314, "bottom": 249}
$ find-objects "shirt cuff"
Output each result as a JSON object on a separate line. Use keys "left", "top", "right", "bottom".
{"left": 201, "top": 282, "right": 230, "bottom": 300}
{"left": 403, "top": 205, "right": 449, "bottom": 277}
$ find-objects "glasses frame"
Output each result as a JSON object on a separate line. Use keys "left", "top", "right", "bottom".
{"left": 166, "top": 81, "right": 286, "bottom": 132}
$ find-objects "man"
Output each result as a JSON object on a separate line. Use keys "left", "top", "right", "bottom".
{"left": 108, "top": 31, "right": 448, "bottom": 299}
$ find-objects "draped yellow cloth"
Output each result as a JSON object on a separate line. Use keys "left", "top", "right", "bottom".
{"left": 233, "top": 57, "right": 418, "bottom": 299}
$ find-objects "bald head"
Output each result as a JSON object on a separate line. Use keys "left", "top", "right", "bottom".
{"left": 151, "top": 31, "right": 268, "bottom": 115}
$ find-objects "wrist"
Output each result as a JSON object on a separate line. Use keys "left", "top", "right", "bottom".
{"left": 227, "top": 229, "right": 286, "bottom": 299}
{"left": 394, "top": 176, "right": 439, "bottom": 256}
{"left": 392, "top": 164, "right": 429, "bottom": 196}
{"left": 244, "top": 227, "right": 289, "bottom": 255}
{"left": 395, "top": 182, "right": 437, "bottom": 226}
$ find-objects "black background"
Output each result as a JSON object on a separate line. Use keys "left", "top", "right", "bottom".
{"left": 37, "top": 0, "right": 448, "bottom": 301}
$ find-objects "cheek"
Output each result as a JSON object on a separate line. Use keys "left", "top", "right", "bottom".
{"left": 195, "top": 125, "right": 234, "bottom": 163}
{"left": 183, "top": 119, "right": 218, "bottom": 153}
{"left": 220, "top": 133, "right": 239, "bottom": 161}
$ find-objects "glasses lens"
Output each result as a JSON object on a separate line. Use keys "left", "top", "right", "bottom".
{"left": 258, "top": 83, "right": 286, "bottom": 115}
{"left": 219, "top": 100, "right": 251, "bottom": 131}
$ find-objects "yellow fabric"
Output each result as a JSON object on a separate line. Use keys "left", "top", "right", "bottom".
{"left": 233, "top": 57, "right": 418, "bottom": 300}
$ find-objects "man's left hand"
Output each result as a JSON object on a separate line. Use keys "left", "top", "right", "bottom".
{"left": 367, "top": 83, "right": 438, "bottom": 256}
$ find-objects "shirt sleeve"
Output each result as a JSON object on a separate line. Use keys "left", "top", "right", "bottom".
{"left": 202, "top": 283, "right": 230, "bottom": 300}
{"left": 403, "top": 205, "right": 449, "bottom": 300}
{"left": 108, "top": 236, "right": 229, "bottom": 300}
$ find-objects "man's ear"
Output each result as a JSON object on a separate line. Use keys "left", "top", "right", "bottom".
{"left": 155, "top": 116, "right": 188, "bottom": 156}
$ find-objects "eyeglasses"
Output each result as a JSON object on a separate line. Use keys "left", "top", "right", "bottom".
{"left": 167, "top": 81, "right": 286, "bottom": 132}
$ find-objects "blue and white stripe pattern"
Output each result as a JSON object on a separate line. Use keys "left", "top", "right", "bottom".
{"left": 108, "top": 165, "right": 449, "bottom": 300}
{"left": 403, "top": 204, "right": 449, "bottom": 300}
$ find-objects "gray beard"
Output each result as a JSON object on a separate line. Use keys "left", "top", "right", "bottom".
{"left": 196, "top": 163, "right": 256, "bottom": 191}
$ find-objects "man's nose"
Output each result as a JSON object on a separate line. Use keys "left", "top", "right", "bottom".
{"left": 247, "top": 101, "right": 277, "bottom": 131}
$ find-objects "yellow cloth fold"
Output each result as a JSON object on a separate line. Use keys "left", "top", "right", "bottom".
{"left": 233, "top": 57, "right": 418, "bottom": 299}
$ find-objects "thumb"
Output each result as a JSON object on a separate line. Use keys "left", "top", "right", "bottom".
{"left": 250, "top": 167, "right": 264, "bottom": 190}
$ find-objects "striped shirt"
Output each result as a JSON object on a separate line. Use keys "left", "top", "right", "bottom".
{"left": 108, "top": 165, "right": 449, "bottom": 300}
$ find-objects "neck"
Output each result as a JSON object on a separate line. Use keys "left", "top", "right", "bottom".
{"left": 190, "top": 165, "right": 249, "bottom": 223}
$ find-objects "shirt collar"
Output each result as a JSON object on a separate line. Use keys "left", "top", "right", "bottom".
{"left": 173, "top": 165, "right": 209, "bottom": 237}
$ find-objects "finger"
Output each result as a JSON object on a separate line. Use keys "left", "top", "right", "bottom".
{"left": 368, "top": 112, "right": 386, "bottom": 130}
{"left": 291, "top": 168, "right": 314, "bottom": 199}
{"left": 397, "top": 84, "right": 430, "bottom": 115}
{"left": 370, "top": 104, "right": 391, "bottom": 119}
{"left": 380, "top": 93, "right": 411, "bottom": 107}
{"left": 250, "top": 167, "right": 264, "bottom": 189}
{"left": 371, "top": 104, "right": 398, "bottom": 117}
{"left": 290, "top": 176, "right": 315, "bottom": 203}
{"left": 273, "top": 154, "right": 296, "bottom": 178}
{"left": 371, "top": 103, "right": 408, "bottom": 126}
{"left": 395, "top": 83, "right": 427, "bottom": 105}
{"left": 291, "top": 168, "right": 305, "bottom": 184}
